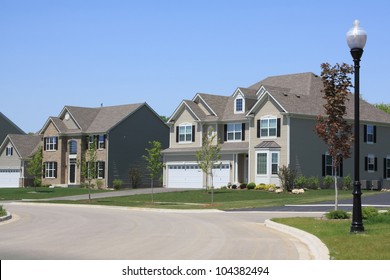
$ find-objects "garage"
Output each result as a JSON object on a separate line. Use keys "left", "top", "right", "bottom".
{"left": 166, "top": 163, "right": 230, "bottom": 189}
{"left": 0, "top": 169, "right": 21, "bottom": 188}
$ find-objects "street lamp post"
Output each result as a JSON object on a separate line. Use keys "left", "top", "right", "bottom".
{"left": 347, "top": 20, "right": 367, "bottom": 233}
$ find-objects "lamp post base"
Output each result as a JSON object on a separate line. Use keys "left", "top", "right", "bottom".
{"left": 350, "top": 181, "right": 364, "bottom": 233}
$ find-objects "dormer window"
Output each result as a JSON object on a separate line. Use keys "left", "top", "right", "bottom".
{"left": 235, "top": 97, "right": 244, "bottom": 114}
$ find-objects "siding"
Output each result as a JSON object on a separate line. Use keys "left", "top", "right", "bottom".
{"left": 170, "top": 108, "right": 200, "bottom": 149}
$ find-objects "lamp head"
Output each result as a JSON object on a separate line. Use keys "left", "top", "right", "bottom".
{"left": 347, "top": 20, "right": 367, "bottom": 50}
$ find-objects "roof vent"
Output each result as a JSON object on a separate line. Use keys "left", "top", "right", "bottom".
{"left": 283, "top": 93, "right": 288, "bottom": 96}
{"left": 296, "top": 94, "right": 301, "bottom": 98}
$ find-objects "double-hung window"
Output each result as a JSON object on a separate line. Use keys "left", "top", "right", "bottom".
{"left": 366, "top": 125, "right": 375, "bottom": 143}
{"left": 322, "top": 154, "right": 343, "bottom": 176}
{"left": 97, "top": 161, "right": 105, "bottom": 179}
{"left": 256, "top": 151, "right": 279, "bottom": 175}
{"left": 44, "top": 162, "right": 57, "bottom": 178}
{"left": 235, "top": 98, "right": 243, "bottom": 113}
{"left": 45, "top": 137, "right": 58, "bottom": 151}
{"left": 227, "top": 123, "right": 242, "bottom": 141}
{"left": 385, "top": 157, "right": 390, "bottom": 179}
{"left": 98, "top": 135, "right": 105, "bottom": 149}
{"left": 179, "top": 125, "right": 193, "bottom": 143}
{"left": 260, "top": 117, "right": 277, "bottom": 137}
{"left": 5, "top": 147, "right": 13, "bottom": 156}
{"left": 365, "top": 155, "right": 377, "bottom": 172}
{"left": 257, "top": 153, "right": 267, "bottom": 175}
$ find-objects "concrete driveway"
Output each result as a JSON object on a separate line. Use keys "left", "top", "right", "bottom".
{"left": 0, "top": 203, "right": 323, "bottom": 260}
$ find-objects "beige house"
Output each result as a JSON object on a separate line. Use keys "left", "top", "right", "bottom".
{"left": 163, "top": 72, "right": 390, "bottom": 189}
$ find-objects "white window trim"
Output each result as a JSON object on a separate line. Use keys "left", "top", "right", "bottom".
{"left": 324, "top": 153, "right": 342, "bottom": 177}
{"left": 178, "top": 123, "right": 193, "bottom": 143}
{"left": 226, "top": 123, "right": 242, "bottom": 142}
{"left": 256, "top": 150, "right": 280, "bottom": 176}
{"left": 366, "top": 125, "right": 375, "bottom": 144}
{"left": 45, "top": 137, "right": 57, "bottom": 151}
{"left": 45, "top": 162, "right": 56, "bottom": 178}
{"left": 97, "top": 161, "right": 105, "bottom": 179}
{"left": 367, "top": 154, "right": 375, "bottom": 173}
{"left": 6, "top": 146, "right": 13, "bottom": 156}
{"left": 260, "top": 116, "right": 277, "bottom": 139}
{"left": 234, "top": 96, "right": 245, "bottom": 114}
{"left": 98, "top": 135, "right": 105, "bottom": 150}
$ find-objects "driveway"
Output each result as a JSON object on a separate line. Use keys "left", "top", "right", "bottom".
{"left": 0, "top": 203, "right": 322, "bottom": 260}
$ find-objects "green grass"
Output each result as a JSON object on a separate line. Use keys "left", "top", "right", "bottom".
{"left": 273, "top": 214, "right": 390, "bottom": 260}
{"left": 47, "top": 189, "right": 376, "bottom": 210}
{"left": 0, "top": 187, "right": 109, "bottom": 201}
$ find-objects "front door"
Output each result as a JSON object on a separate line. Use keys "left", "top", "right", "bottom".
{"left": 69, "top": 158, "right": 77, "bottom": 184}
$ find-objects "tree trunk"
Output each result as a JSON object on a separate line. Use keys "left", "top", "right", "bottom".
{"left": 334, "top": 166, "right": 338, "bottom": 211}
{"left": 151, "top": 178, "right": 154, "bottom": 204}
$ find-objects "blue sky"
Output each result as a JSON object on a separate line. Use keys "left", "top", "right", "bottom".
{"left": 1, "top": 0, "right": 389, "bottom": 133}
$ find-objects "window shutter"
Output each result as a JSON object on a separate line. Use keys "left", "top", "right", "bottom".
{"left": 176, "top": 127, "right": 179, "bottom": 143}
{"left": 374, "top": 126, "right": 377, "bottom": 143}
{"left": 224, "top": 124, "right": 227, "bottom": 141}
{"left": 43, "top": 162, "right": 46, "bottom": 178}
{"left": 102, "top": 162, "right": 106, "bottom": 179}
{"left": 55, "top": 137, "right": 59, "bottom": 150}
{"left": 44, "top": 138, "right": 47, "bottom": 151}
{"left": 322, "top": 154, "right": 326, "bottom": 177}
{"left": 103, "top": 135, "right": 107, "bottom": 149}
{"left": 192, "top": 125, "right": 195, "bottom": 142}
{"left": 277, "top": 118, "right": 281, "bottom": 137}
{"left": 384, "top": 158, "right": 387, "bottom": 179}
{"left": 375, "top": 157, "right": 378, "bottom": 171}
{"left": 364, "top": 125, "right": 367, "bottom": 143}
{"left": 54, "top": 162, "right": 57, "bottom": 178}
{"left": 257, "top": 120, "right": 260, "bottom": 138}
{"left": 86, "top": 136, "right": 90, "bottom": 149}
{"left": 365, "top": 157, "right": 368, "bottom": 171}
{"left": 241, "top": 123, "right": 245, "bottom": 141}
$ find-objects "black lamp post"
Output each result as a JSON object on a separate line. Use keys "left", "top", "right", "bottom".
{"left": 347, "top": 20, "right": 367, "bottom": 233}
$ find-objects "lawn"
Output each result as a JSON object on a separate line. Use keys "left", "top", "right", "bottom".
{"left": 273, "top": 214, "right": 390, "bottom": 260}
{"left": 47, "top": 188, "right": 376, "bottom": 210}
{"left": 0, "top": 187, "right": 109, "bottom": 201}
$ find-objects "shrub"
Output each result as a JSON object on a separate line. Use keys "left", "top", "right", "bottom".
{"left": 247, "top": 182, "right": 256, "bottom": 190}
{"left": 307, "top": 176, "right": 320, "bottom": 189}
{"left": 323, "top": 175, "right": 334, "bottom": 189}
{"left": 255, "top": 184, "right": 266, "bottom": 190}
{"left": 96, "top": 179, "right": 103, "bottom": 189}
{"left": 239, "top": 183, "right": 247, "bottom": 189}
{"left": 0, "top": 205, "right": 6, "bottom": 217}
{"left": 362, "top": 206, "right": 379, "bottom": 219}
{"left": 278, "top": 165, "right": 296, "bottom": 191}
{"left": 295, "top": 176, "right": 307, "bottom": 188}
{"left": 326, "top": 210, "right": 350, "bottom": 219}
{"left": 343, "top": 175, "right": 353, "bottom": 190}
{"left": 112, "top": 179, "right": 123, "bottom": 190}
{"left": 231, "top": 184, "right": 237, "bottom": 190}
{"left": 129, "top": 168, "right": 141, "bottom": 188}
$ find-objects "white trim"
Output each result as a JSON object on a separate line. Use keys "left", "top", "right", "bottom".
{"left": 178, "top": 123, "right": 193, "bottom": 143}
{"left": 39, "top": 117, "right": 62, "bottom": 135}
{"left": 192, "top": 94, "right": 218, "bottom": 117}
{"left": 168, "top": 101, "right": 201, "bottom": 123}
{"left": 246, "top": 91, "right": 288, "bottom": 117}
{"left": 234, "top": 93, "right": 245, "bottom": 114}
{"left": 226, "top": 123, "right": 243, "bottom": 142}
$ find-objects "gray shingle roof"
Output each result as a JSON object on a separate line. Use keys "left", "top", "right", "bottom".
{"left": 7, "top": 134, "right": 41, "bottom": 159}
{"left": 254, "top": 141, "right": 281, "bottom": 149}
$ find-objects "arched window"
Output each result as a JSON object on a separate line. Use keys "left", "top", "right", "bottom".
{"left": 69, "top": 140, "right": 77, "bottom": 155}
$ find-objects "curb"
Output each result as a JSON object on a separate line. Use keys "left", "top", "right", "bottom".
{"left": 0, "top": 211, "right": 12, "bottom": 223}
{"left": 265, "top": 219, "right": 330, "bottom": 260}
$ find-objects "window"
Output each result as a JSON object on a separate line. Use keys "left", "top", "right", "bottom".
{"left": 69, "top": 140, "right": 77, "bottom": 155}
{"left": 257, "top": 153, "right": 267, "bottom": 175}
{"left": 365, "top": 125, "right": 376, "bottom": 143}
{"left": 45, "top": 137, "right": 58, "bottom": 151}
{"left": 178, "top": 125, "right": 193, "bottom": 143}
{"left": 235, "top": 98, "right": 243, "bottom": 113}
{"left": 385, "top": 158, "right": 390, "bottom": 179}
{"left": 365, "top": 155, "right": 377, "bottom": 172}
{"left": 44, "top": 162, "right": 57, "bottom": 178}
{"left": 6, "top": 147, "right": 13, "bottom": 156}
{"left": 88, "top": 135, "right": 95, "bottom": 150}
{"left": 98, "top": 135, "right": 106, "bottom": 149}
{"left": 97, "top": 161, "right": 105, "bottom": 179}
{"left": 259, "top": 117, "right": 279, "bottom": 138}
{"left": 322, "top": 154, "right": 343, "bottom": 176}
{"left": 227, "top": 123, "right": 242, "bottom": 141}
{"left": 271, "top": 152, "right": 279, "bottom": 175}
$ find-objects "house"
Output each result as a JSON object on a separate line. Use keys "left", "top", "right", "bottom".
{"left": 0, "top": 112, "right": 25, "bottom": 145}
{"left": 0, "top": 134, "right": 41, "bottom": 188}
{"left": 39, "top": 103, "right": 169, "bottom": 188}
{"left": 163, "top": 72, "right": 390, "bottom": 189}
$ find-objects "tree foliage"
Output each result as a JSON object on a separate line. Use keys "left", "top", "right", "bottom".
{"left": 143, "top": 141, "right": 164, "bottom": 203}
{"left": 315, "top": 62, "right": 354, "bottom": 210}
{"left": 27, "top": 146, "right": 43, "bottom": 191}
{"left": 375, "top": 103, "right": 390, "bottom": 115}
{"left": 79, "top": 140, "right": 97, "bottom": 200}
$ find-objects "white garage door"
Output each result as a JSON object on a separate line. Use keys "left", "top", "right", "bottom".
{"left": 212, "top": 164, "right": 230, "bottom": 188}
{"left": 167, "top": 164, "right": 203, "bottom": 188}
{"left": 0, "top": 169, "right": 21, "bottom": 188}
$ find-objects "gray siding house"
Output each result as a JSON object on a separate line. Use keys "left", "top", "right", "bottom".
{"left": 39, "top": 103, "right": 169, "bottom": 188}
{"left": 0, "top": 112, "right": 25, "bottom": 145}
{"left": 0, "top": 134, "right": 41, "bottom": 188}
{"left": 163, "top": 72, "right": 390, "bottom": 189}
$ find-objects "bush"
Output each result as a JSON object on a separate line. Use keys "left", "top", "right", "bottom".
{"left": 323, "top": 175, "right": 334, "bottom": 188}
{"left": 129, "top": 168, "right": 141, "bottom": 188}
{"left": 239, "top": 183, "right": 247, "bottom": 189}
{"left": 307, "top": 176, "right": 320, "bottom": 189}
{"left": 112, "top": 179, "right": 123, "bottom": 190}
{"left": 247, "top": 182, "right": 256, "bottom": 190}
{"left": 343, "top": 175, "right": 353, "bottom": 190}
{"left": 0, "top": 205, "right": 6, "bottom": 217}
{"left": 96, "top": 179, "right": 104, "bottom": 189}
{"left": 362, "top": 206, "right": 379, "bottom": 219}
{"left": 278, "top": 165, "right": 296, "bottom": 191}
{"left": 231, "top": 184, "right": 237, "bottom": 190}
{"left": 295, "top": 176, "right": 307, "bottom": 188}
{"left": 326, "top": 210, "right": 350, "bottom": 219}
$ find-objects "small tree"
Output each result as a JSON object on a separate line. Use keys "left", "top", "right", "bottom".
{"left": 196, "top": 128, "right": 221, "bottom": 204}
{"left": 315, "top": 63, "right": 354, "bottom": 210}
{"left": 278, "top": 165, "right": 296, "bottom": 192}
{"left": 27, "top": 146, "right": 43, "bottom": 192}
{"left": 79, "top": 141, "right": 97, "bottom": 201}
{"left": 143, "top": 141, "right": 164, "bottom": 203}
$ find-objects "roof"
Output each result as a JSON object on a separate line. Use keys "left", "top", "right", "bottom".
{"left": 1, "top": 134, "right": 41, "bottom": 159}
{"left": 0, "top": 112, "right": 25, "bottom": 144}
{"left": 40, "top": 103, "right": 146, "bottom": 135}
{"left": 254, "top": 141, "right": 281, "bottom": 149}
{"left": 170, "top": 72, "right": 390, "bottom": 125}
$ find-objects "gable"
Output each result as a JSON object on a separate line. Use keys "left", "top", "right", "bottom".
{"left": 0, "top": 112, "right": 25, "bottom": 144}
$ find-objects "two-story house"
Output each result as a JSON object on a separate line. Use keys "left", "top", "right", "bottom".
{"left": 163, "top": 72, "right": 390, "bottom": 189}
{"left": 40, "top": 103, "right": 169, "bottom": 188}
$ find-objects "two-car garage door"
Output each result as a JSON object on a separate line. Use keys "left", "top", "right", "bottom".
{"left": 0, "top": 169, "right": 21, "bottom": 188}
{"left": 167, "top": 163, "right": 230, "bottom": 189}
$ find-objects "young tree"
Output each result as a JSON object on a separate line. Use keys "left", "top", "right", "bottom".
{"left": 315, "top": 63, "right": 354, "bottom": 210}
{"left": 79, "top": 140, "right": 97, "bottom": 201}
{"left": 143, "top": 141, "right": 164, "bottom": 203}
{"left": 196, "top": 128, "right": 221, "bottom": 204}
{"left": 375, "top": 103, "right": 390, "bottom": 115}
{"left": 27, "top": 146, "right": 43, "bottom": 192}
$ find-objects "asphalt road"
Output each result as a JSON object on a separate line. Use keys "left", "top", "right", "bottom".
{"left": 0, "top": 203, "right": 322, "bottom": 260}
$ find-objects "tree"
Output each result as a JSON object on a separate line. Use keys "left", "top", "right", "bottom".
{"left": 196, "top": 128, "right": 221, "bottom": 204}
{"left": 375, "top": 103, "right": 390, "bottom": 115}
{"left": 143, "top": 141, "right": 164, "bottom": 203}
{"left": 27, "top": 146, "right": 43, "bottom": 192}
{"left": 315, "top": 62, "right": 354, "bottom": 210}
{"left": 79, "top": 140, "right": 97, "bottom": 201}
